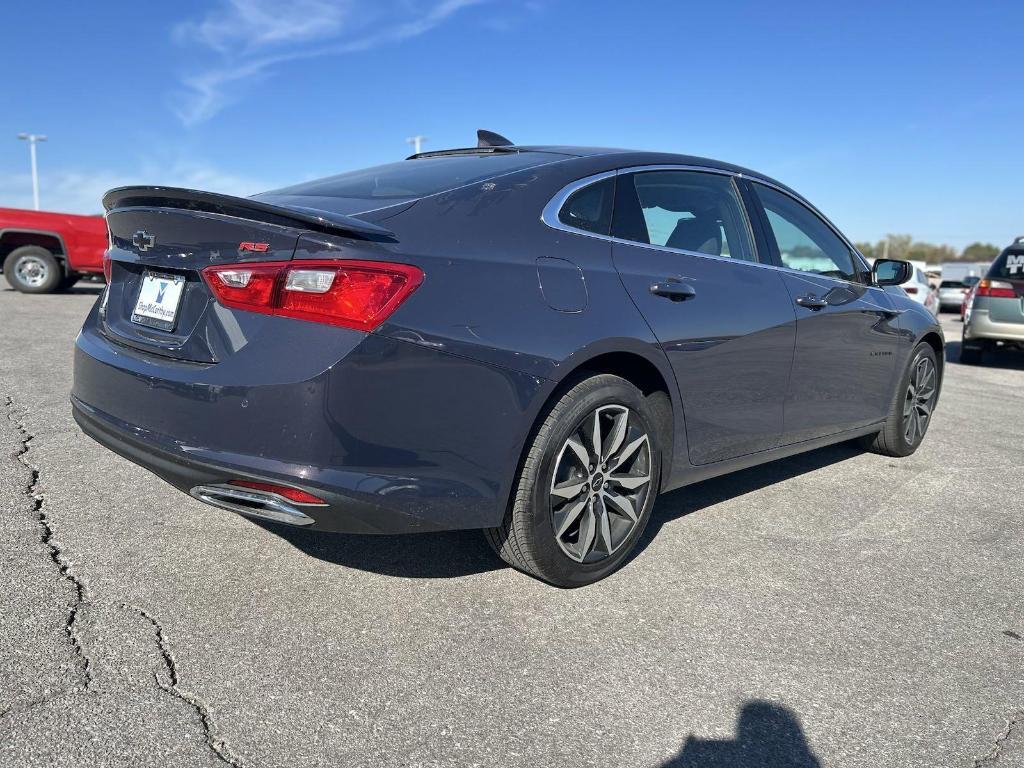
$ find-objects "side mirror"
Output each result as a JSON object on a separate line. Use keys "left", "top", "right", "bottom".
{"left": 872, "top": 259, "right": 912, "bottom": 287}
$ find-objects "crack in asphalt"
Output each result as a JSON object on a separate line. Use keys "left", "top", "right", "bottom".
{"left": 974, "top": 711, "right": 1024, "bottom": 766}
{"left": 3, "top": 397, "right": 250, "bottom": 767}
{"left": 4, "top": 396, "right": 94, "bottom": 693}
{"left": 125, "top": 603, "right": 250, "bottom": 768}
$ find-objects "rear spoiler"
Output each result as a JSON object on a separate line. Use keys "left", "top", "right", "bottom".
{"left": 102, "top": 186, "right": 394, "bottom": 240}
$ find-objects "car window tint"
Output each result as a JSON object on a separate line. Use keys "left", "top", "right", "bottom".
{"left": 611, "top": 171, "right": 755, "bottom": 262}
{"left": 752, "top": 183, "right": 857, "bottom": 282}
{"left": 940, "top": 280, "right": 964, "bottom": 288}
{"left": 265, "top": 152, "right": 568, "bottom": 201}
{"left": 991, "top": 249, "right": 1024, "bottom": 279}
{"left": 558, "top": 177, "right": 614, "bottom": 235}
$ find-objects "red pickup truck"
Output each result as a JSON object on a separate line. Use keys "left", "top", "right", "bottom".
{"left": 1, "top": 207, "right": 107, "bottom": 293}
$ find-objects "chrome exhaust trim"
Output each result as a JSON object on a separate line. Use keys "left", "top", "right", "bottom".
{"left": 189, "top": 484, "right": 316, "bottom": 526}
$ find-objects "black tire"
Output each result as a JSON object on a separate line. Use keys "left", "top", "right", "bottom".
{"left": 4, "top": 246, "right": 62, "bottom": 294}
{"left": 57, "top": 273, "right": 81, "bottom": 291}
{"left": 959, "top": 336, "right": 984, "bottom": 365}
{"left": 859, "top": 342, "right": 939, "bottom": 457}
{"left": 485, "top": 374, "right": 663, "bottom": 588}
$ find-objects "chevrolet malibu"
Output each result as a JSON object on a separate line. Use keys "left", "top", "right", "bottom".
{"left": 72, "top": 134, "right": 944, "bottom": 587}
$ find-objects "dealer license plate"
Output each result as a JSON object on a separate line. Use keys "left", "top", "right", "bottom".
{"left": 131, "top": 272, "right": 186, "bottom": 331}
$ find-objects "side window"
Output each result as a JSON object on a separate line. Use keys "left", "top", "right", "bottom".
{"left": 557, "top": 177, "right": 614, "bottom": 236}
{"left": 611, "top": 171, "right": 756, "bottom": 262}
{"left": 752, "top": 183, "right": 858, "bottom": 282}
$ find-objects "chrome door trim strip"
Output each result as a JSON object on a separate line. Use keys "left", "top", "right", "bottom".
{"left": 541, "top": 166, "right": 884, "bottom": 293}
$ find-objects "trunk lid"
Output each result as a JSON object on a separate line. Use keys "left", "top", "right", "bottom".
{"left": 101, "top": 187, "right": 393, "bottom": 363}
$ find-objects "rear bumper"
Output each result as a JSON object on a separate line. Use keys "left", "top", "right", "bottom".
{"left": 964, "top": 310, "right": 1024, "bottom": 344}
{"left": 72, "top": 304, "right": 550, "bottom": 534}
{"left": 73, "top": 395, "right": 453, "bottom": 533}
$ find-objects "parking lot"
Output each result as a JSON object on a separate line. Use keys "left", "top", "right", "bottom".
{"left": 1, "top": 277, "right": 1022, "bottom": 767}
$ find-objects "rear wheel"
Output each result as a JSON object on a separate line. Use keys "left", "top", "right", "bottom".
{"left": 485, "top": 374, "right": 662, "bottom": 588}
{"left": 959, "top": 335, "right": 985, "bottom": 365}
{"left": 4, "top": 246, "right": 62, "bottom": 294}
{"left": 860, "top": 342, "right": 939, "bottom": 457}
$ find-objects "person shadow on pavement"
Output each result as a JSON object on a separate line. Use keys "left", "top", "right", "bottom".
{"left": 661, "top": 701, "right": 822, "bottom": 768}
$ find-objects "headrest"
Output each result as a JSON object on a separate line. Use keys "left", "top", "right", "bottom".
{"left": 666, "top": 217, "right": 721, "bottom": 255}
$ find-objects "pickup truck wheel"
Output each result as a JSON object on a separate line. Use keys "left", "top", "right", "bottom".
{"left": 4, "top": 246, "right": 62, "bottom": 294}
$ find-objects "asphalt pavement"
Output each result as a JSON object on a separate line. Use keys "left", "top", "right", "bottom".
{"left": 1, "top": 277, "right": 1022, "bottom": 767}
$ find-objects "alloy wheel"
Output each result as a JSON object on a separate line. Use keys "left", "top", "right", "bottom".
{"left": 549, "top": 404, "right": 652, "bottom": 563}
{"left": 903, "top": 355, "right": 936, "bottom": 445}
{"left": 14, "top": 255, "right": 50, "bottom": 288}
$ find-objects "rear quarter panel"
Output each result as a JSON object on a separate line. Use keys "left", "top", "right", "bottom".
{"left": 63, "top": 214, "right": 108, "bottom": 272}
{"left": 292, "top": 159, "right": 688, "bottom": 510}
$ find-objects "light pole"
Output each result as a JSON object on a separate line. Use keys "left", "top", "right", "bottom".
{"left": 17, "top": 133, "right": 47, "bottom": 211}
{"left": 405, "top": 135, "right": 428, "bottom": 155}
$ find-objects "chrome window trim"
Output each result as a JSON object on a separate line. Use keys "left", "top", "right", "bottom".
{"left": 745, "top": 177, "right": 875, "bottom": 285}
{"left": 540, "top": 165, "right": 883, "bottom": 293}
{"left": 540, "top": 169, "right": 617, "bottom": 239}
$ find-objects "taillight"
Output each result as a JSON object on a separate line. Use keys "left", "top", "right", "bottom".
{"left": 904, "top": 286, "right": 918, "bottom": 294}
{"left": 102, "top": 250, "right": 112, "bottom": 282}
{"left": 202, "top": 259, "right": 423, "bottom": 331}
{"left": 976, "top": 279, "right": 1017, "bottom": 299}
{"left": 228, "top": 479, "right": 326, "bottom": 505}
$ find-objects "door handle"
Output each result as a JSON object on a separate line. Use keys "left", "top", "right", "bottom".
{"left": 650, "top": 281, "right": 697, "bottom": 302}
{"left": 795, "top": 294, "right": 827, "bottom": 310}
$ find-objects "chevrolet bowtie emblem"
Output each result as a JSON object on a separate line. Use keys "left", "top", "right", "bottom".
{"left": 132, "top": 230, "right": 156, "bottom": 251}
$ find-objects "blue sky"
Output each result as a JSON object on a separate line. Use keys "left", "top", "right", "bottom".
{"left": 1, "top": 0, "right": 1021, "bottom": 249}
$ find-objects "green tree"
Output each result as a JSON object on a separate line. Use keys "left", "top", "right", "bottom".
{"left": 855, "top": 241, "right": 876, "bottom": 260}
{"left": 961, "top": 242, "right": 1000, "bottom": 262}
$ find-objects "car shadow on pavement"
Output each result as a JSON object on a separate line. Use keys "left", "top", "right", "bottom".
{"left": 945, "top": 338, "right": 1024, "bottom": 370}
{"left": 635, "top": 440, "right": 865, "bottom": 561}
{"left": 258, "top": 440, "right": 865, "bottom": 580}
{"left": 248, "top": 521, "right": 504, "bottom": 579}
{"left": 1, "top": 282, "right": 103, "bottom": 295}
{"left": 660, "top": 700, "right": 821, "bottom": 767}
{"left": 65, "top": 283, "right": 104, "bottom": 295}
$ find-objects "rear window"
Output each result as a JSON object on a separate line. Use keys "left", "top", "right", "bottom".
{"left": 265, "top": 152, "right": 567, "bottom": 202}
{"left": 558, "top": 177, "right": 614, "bottom": 235}
{"left": 940, "top": 280, "right": 964, "bottom": 288}
{"left": 991, "top": 250, "right": 1024, "bottom": 280}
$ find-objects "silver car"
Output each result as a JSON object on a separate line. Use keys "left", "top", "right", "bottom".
{"left": 961, "top": 243, "right": 1024, "bottom": 364}
{"left": 938, "top": 275, "right": 980, "bottom": 312}
{"left": 899, "top": 266, "right": 939, "bottom": 317}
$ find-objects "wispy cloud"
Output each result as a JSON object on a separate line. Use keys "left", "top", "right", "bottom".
{"left": 171, "top": 0, "right": 484, "bottom": 125}
{"left": 0, "top": 161, "right": 278, "bottom": 215}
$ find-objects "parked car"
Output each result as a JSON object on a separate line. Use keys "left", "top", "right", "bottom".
{"left": 899, "top": 265, "right": 939, "bottom": 317}
{"left": 938, "top": 275, "right": 980, "bottom": 312}
{"left": 961, "top": 282, "right": 978, "bottom": 322}
{"left": 0, "top": 207, "right": 107, "bottom": 293}
{"left": 961, "top": 240, "right": 1024, "bottom": 364}
{"left": 71, "top": 134, "right": 944, "bottom": 587}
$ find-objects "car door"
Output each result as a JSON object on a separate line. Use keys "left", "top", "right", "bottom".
{"left": 609, "top": 168, "right": 796, "bottom": 465}
{"left": 744, "top": 181, "right": 900, "bottom": 443}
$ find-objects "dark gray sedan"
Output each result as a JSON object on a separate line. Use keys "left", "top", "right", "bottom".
{"left": 71, "top": 133, "right": 944, "bottom": 586}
